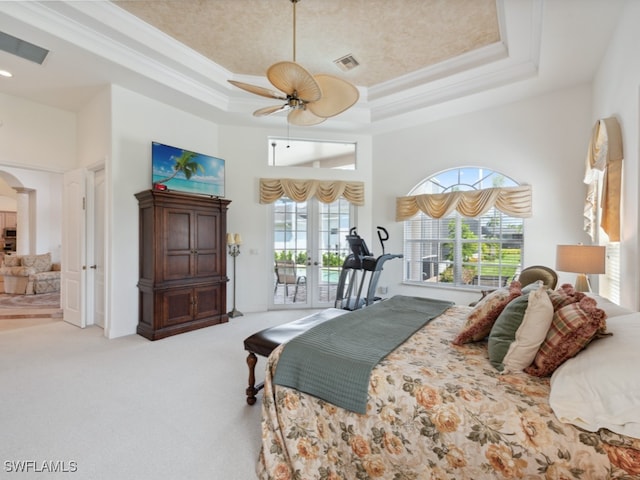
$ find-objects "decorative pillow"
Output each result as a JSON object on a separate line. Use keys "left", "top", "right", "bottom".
{"left": 525, "top": 296, "right": 607, "bottom": 377}
{"left": 547, "top": 283, "right": 584, "bottom": 311}
{"left": 501, "top": 286, "right": 554, "bottom": 373}
{"left": 21, "top": 253, "right": 52, "bottom": 273}
{"left": 3, "top": 255, "right": 20, "bottom": 267}
{"left": 521, "top": 279, "right": 543, "bottom": 294}
{"left": 549, "top": 313, "right": 640, "bottom": 439}
{"left": 453, "top": 281, "right": 522, "bottom": 345}
{"left": 488, "top": 293, "right": 530, "bottom": 370}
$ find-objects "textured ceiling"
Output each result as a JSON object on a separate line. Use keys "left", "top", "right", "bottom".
{"left": 113, "top": 0, "right": 500, "bottom": 88}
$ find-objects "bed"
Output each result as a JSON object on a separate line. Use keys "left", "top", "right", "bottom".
{"left": 256, "top": 289, "right": 640, "bottom": 479}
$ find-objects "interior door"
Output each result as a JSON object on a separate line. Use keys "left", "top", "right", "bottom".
{"left": 271, "top": 197, "right": 353, "bottom": 309}
{"left": 62, "top": 169, "right": 87, "bottom": 328}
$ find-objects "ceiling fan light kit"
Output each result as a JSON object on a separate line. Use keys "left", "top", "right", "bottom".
{"left": 228, "top": 0, "right": 359, "bottom": 126}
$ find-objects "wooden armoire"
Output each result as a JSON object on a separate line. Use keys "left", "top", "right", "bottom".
{"left": 136, "top": 189, "right": 231, "bottom": 340}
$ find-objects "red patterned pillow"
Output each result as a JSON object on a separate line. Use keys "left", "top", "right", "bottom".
{"left": 525, "top": 296, "right": 607, "bottom": 377}
{"left": 547, "top": 283, "right": 585, "bottom": 311}
{"left": 453, "top": 281, "right": 522, "bottom": 345}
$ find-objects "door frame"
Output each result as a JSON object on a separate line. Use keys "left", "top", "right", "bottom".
{"left": 62, "top": 163, "right": 109, "bottom": 335}
{"left": 268, "top": 197, "right": 356, "bottom": 310}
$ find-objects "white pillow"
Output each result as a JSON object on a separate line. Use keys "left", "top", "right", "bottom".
{"left": 549, "top": 313, "right": 640, "bottom": 439}
{"left": 501, "top": 286, "right": 554, "bottom": 373}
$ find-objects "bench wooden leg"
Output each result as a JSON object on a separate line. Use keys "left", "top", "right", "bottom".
{"left": 246, "top": 352, "right": 260, "bottom": 405}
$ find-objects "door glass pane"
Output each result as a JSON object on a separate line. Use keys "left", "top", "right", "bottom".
{"left": 317, "top": 198, "right": 352, "bottom": 304}
{"left": 273, "top": 199, "right": 308, "bottom": 304}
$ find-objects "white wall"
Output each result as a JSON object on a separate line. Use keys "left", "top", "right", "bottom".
{"left": 218, "top": 125, "right": 373, "bottom": 313}
{"left": 77, "top": 87, "right": 111, "bottom": 169}
{"left": 0, "top": 93, "right": 69, "bottom": 261}
{"left": 591, "top": 0, "right": 640, "bottom": 310}
{"left": 0, "top": 93, "right": 76, "bottom": 171}
{"left": 0, "top": 177, "right": 17, "bottom": 211}
{"left": 107, "top": 85, "right": 222, "bottom": 338}
{"left": 372, "top": 85, "right": 594, "bottom": 306}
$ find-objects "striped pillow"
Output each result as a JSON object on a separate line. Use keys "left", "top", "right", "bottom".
{"left": 525, "top": 296, "right": 607, "bottom": 377}
{"left": 547, "top": 283, "right": 584, "bottom": 311}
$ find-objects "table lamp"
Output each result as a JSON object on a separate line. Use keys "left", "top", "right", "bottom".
{"left": 555, "top": 244, "right": 606, "bottom": 292}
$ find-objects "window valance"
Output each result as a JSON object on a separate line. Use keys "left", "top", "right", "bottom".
{"left": 584, "top": 116, "right": 623, "bottom": 241}
{"left": 396, "top": 185, "right": 532, "bottom": 221}
{"left": 260, "top": 178, "right": 365, "bottom": 205}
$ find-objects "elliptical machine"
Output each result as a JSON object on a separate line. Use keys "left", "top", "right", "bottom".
{"left": 334, "top": 226, "right": 403, "bottom": 311}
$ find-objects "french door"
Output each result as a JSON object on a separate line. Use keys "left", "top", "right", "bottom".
{"left": 271, "top": 197, "right": 354, "bottom": 308}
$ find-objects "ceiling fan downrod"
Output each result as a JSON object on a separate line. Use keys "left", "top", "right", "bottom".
{"left": 291, "top": 0, "right": 300, "bottom": 63}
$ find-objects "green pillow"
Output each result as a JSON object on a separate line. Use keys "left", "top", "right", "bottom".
{"left": 521, "top": 280, "right": 543, "bottom": 294}
{"left": 488, "top": 294, "right": 530, "bottom": 371}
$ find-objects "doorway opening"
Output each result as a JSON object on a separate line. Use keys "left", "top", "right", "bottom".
{"left": 0, "top": 169, "right": 62, "bottom": 324}
{"left": 270, "top": 196, "right": 355, "bottom": 309}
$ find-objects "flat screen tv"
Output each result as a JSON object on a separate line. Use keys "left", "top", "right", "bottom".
{"left": 151, "top": 141, "right": 225, "bottom": 197}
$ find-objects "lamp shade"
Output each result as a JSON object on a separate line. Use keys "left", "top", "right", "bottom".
{"left": 556, "top": 245, "right": 606, "bottom": 274}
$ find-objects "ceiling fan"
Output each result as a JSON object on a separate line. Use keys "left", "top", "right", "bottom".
{"left": 228, "top": 0, "right": 359, "bottom": 126}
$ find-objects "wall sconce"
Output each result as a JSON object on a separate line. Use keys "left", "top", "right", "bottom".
{"left": 556, "top": 244, "right": 606, "bottom": 292}
{"left": 227, "top": 233, "right": 243, "bottom": 318}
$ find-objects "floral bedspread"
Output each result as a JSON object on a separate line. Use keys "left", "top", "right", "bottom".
{"left": 257, "top": 305, "right": 640, "bottom": 479}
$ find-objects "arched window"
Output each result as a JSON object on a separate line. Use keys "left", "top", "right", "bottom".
{"left": 403, "top": 167, "right": 525, "bottom": 289}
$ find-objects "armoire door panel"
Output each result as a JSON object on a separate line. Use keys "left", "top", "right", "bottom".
{"left": 193, "top": 284, "right": 222, "bottom": 321}
{"left": 195, "top": 213, "right": 218, "bottom": 250}
{"left": 194, "top": 252, "right": 218, "bottom": 277}
{"left": 160, "top": 288, "right": 193, "bottom": 327}
{"left": 165, "top": 253, "right": 193, "bottom": 279}
{"left": 166, "top": 210, "right": 192, "bottom": 251}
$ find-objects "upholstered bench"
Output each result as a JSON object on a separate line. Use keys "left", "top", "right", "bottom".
{"left": 243, "top": 308, "right": 347, "bottom": 405}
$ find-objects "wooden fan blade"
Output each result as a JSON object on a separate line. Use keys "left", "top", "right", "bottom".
{"left": 228, "top": 80, "right": 287, "bottom": 100}
{"left": 287, "top": 108, "right": 326, "bottom": 126}
{"left": 306, "top": 74, "right": 360, "bottom": 118}
{"left": 267, "top": 62, "right": 321, "bottom": 102}
{"left": 254, "top": 104, "right": 290, "bottom": 117}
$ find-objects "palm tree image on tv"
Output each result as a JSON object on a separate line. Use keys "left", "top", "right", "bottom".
{"left": 154, "top": 150, "right": 204, "bottom": 185}
{"left": 152, "top": 142, "right": 225, "bottom": 197}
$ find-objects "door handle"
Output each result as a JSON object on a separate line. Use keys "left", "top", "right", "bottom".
{"left": 89, "top": 265, "right": 97, "bottom": 269}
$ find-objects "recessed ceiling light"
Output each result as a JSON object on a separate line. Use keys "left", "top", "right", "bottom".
{"left": 0, "top": 69, "right": 12, "bottom": 78}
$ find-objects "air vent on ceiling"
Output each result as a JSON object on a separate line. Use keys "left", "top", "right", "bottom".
{"left": 0, "top": 31, "right": 49, "bottom": 65}
{"left": 334, "top": 54, "right": 360, "bottom": 72}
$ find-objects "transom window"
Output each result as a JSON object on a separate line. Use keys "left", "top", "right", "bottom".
{"left": 403, "top": 167, "right": 524, "bottom": 289}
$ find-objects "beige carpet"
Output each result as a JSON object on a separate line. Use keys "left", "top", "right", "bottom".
{"left": 0, "top": 308, "right": 319, "bottom": 480}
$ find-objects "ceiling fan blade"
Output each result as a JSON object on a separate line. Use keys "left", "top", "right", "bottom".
{"left": 228, "top": 80, "right": 287, "bottom": 100}
{"left": 253, "top": 104, "right": 290, "bottom": 117}
{"left": 267, "top": 61, "right": 321, "bottom": 102}
{"left": 287, "top": 108, "right": 326, "bottom": 126}
{"left": 307, "top": 74, "right": 360, "bottom": 118}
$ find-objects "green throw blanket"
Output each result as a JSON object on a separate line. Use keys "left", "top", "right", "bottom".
{"left": 273, "top": 295, "right": 454, "bottom": 414}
